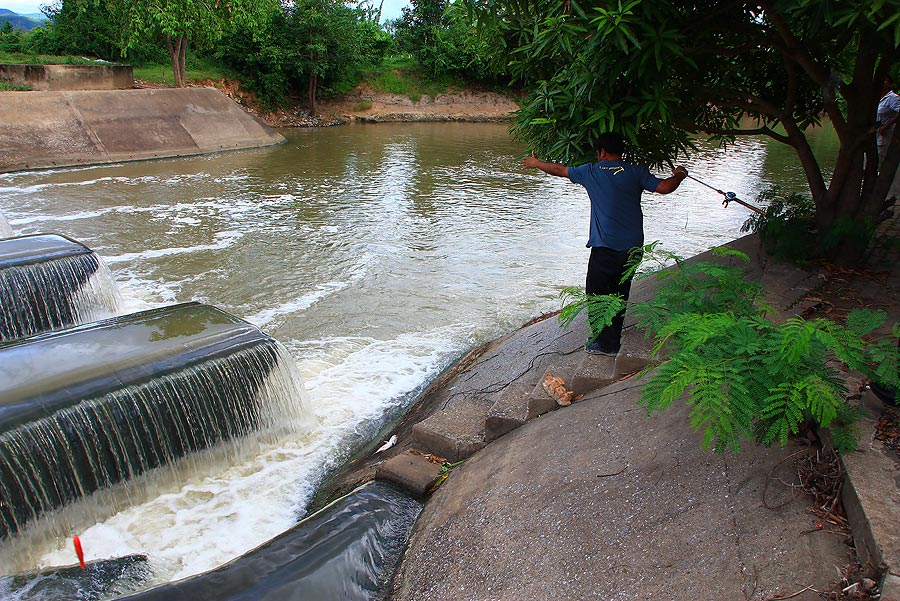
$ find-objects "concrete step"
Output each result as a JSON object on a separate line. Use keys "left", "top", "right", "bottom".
{"left": 375, "top": 450, "right": 444, "bottom": 498}
{"left": 571, "top": 353, "right": 618, "bottom": 392}
{"left": 486, "top": 354, "right": 628, "bottom": 444}
{"left": 485, "top": 381, "right": 558, "bottom": 443}
{"left": 412, "top": 397, "right": 493, "bottom": 462}
{"left": 616, "top": 326, "right": 654, "bottom": 376}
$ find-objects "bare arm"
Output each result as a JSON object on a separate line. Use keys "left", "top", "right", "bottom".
{"left": 655, "top": 166, "right": 688, "bottom": 194}
{"left": 522, "top": 151, "right": 569, "bottom": 178}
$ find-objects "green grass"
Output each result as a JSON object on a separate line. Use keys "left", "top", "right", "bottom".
{"left": 0, "top": 79, "right": 29, "bottom": 90}
{"left": 133, "top": 58, "right": 236, "bottom": 86}
{"left": 0, "top": 49, "right": 234, "bottom": 86}
{"left": 359, "top": 53, "right": 465, "bottom": 101}
{"left": 0, "top": 51, "right": 106, "bottom": 65}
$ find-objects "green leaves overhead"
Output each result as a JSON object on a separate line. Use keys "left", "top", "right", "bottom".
{"left": 217, "top": 0, "right": 389, "bottom": 109}
{"left": 466, "top": 0, "right": 900, "bottom": 260}
{"left": 72, "top": 0, "right": 280, "bottom": 86}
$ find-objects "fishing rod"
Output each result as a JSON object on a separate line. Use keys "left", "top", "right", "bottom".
{"left": 667, "top": 160, "right": 766, "bottom": 215}
{"left": 684, "top": 173, "right": 766, "bottom": 215}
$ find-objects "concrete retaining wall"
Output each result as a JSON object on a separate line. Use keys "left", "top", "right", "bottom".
{"left": 0, "top": 64, "right": 134, "bottom": 91}
{"left": 0, "top": 88, "right": 284, "bottom": 172}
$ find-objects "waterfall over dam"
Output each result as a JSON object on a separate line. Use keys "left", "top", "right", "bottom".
{"left": 0, "top": 234, "right": 121, "bottom": 342}
{"left": 0, "top": 302, "right": 312, "bottom": 541}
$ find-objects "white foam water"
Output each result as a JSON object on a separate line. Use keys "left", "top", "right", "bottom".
{"left": 0, "top": 212, "right": 13, "bottom": 238}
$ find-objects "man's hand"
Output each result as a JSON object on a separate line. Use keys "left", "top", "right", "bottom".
{"left": 522, "top": 151, "right": 542, "bottom": 169}
{"left": 656, "top": 165, "right": 688, "bottom": 194}
{"left": 523, "top": 151, "right": 568, "bottom": 178}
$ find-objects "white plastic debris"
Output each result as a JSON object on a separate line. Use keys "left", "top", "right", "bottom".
{"left": 375, "top": 435, "right": 397, "bottom": 454}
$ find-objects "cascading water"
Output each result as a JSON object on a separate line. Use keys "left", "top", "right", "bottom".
{"left": 0, "top": 303, "right": 313, "bottom": 547}
{"left": 0, "top": 234, "right": 122, "bottom": 341}
{"left": 117, "top": 481, "right": 422, "bottom": 601}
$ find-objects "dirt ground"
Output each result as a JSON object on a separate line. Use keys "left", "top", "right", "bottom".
{"left": 314, "top": 84, "right": 520, "bottom": 124}
{"left": 151, "top": 78, "right": 520, "bottom": 127}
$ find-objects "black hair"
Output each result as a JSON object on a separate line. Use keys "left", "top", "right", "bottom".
{"left": 594, "top": 132, "right": 625, "bottom": 156}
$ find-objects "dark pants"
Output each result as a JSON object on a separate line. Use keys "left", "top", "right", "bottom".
{"left": 585, "top": 246, "right": 637, "bottom": 352}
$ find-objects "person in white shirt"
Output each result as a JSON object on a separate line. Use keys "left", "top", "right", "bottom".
{"left": 877, "top": 75, "right": 900, "bottom": 201}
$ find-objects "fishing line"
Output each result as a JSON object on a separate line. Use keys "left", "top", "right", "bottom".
{"left": 666, "top": 160, "right": 766, "bottom": 215}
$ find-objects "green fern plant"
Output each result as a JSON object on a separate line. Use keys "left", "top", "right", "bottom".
{"left": 558, "top": 243, "right": 900, "bottom": 453}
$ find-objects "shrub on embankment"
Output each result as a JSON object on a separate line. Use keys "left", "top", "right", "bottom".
{"left": 561, "top": 244, "right": 900, "bottom": 454}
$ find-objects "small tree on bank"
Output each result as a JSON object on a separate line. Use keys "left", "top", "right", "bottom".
{"left": 465, "top": 0, "right": 900, "bottom": 262}
{"left": 75, "top": 0, "right": 279, "bottom": 88}
{"left": 217, "top": 0, "right": 389, "bottom": 113}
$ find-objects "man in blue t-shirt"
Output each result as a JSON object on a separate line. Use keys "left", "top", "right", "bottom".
{"left": 523, "top": 132, "right": 688, "bottom": 356}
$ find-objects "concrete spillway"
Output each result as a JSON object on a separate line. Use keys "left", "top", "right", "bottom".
{"left": 0, "top": 87, "right": 285, "bottom": 172}
{"left": 0, "top": 233, "right": 121, "bottom": 342}
{"left": 0, "top": 302, "right": 311, "bottom": 540}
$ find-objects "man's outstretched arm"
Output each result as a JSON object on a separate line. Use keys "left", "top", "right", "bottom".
{"left": 655, "top": 166, "right": 688, "bottom": 194}
{"left": 522, "top": 151, "right": 568, "bottom": 178}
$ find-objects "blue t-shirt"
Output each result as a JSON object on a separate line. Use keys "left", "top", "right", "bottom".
{"left": 568, "top": 161, "right": 663, "bottom": 251}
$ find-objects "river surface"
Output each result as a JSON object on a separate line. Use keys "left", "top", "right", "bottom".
{"left": 0, "top": 122, "right": 837, "bottom": 590}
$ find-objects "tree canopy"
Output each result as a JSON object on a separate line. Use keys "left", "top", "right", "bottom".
{"left": 219, "top": 0, "right": 389, "bottom": 112}
{"left": 392, "top": 0, "right": 497, "bottom": 80}
{"left": 465, "top": 0, "right": 900, "bottom": 260}
{"left": 80, "top": 0, "right": 280, "bottom": 87}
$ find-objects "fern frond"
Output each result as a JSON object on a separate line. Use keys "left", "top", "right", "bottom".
{"left": 687, "top": 375, "right": 746, "bottom": 453}
{"left": 641, "top": 356, "right": 696, "bottom": 413}
{"left": 597, "top": 242, "right": 894, "bottom": 455}
{"left": 585, "top": 295, "right": 626, "bottom": 340}
{"left": 845, "top": 308, "right": 887, "bottom": 338}
{"left": 830, "top": 424, "right": 859, "bottom": 453}
{"left": 866, "top": 336, "right": 900, "bottom": 389}
{"left": 802, "top": 375, "right": 842, "bottom": 427}
{"left": 557, "top": 287, "right": 626, "bottom": 339}
{"left": 558, "top": 286, "right": 587, "bottom": 330}
{"left": 711, "top": 246, "right": 750, "bottom": 262}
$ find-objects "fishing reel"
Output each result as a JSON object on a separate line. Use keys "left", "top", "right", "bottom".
{"left": 722, "top": 191, "right": 737, "bottom": 208}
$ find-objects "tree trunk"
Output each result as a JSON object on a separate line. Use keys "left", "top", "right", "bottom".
{"left": 307, "top": 51, "right": 317, "bottom": 115}
{"left": 779, "top": 75, "right": 897, "bottom": 265}
{"left": 166, "top": 35, "right": 189, "bottom": 88}
{"left": 178, "top": 37, "right": 188, "bottom": 88}
{"left": 308, "top": 74, "right": 317, "bottom": 116}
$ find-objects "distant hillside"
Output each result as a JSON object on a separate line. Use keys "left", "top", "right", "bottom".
{"left": 0, "top": 8, "right": 45, "bottom": 31}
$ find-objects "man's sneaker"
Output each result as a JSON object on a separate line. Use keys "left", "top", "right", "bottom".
{"left": 585, "top": 342, "right": 618, "bottom": 357}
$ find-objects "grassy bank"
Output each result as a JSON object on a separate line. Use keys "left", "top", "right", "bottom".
{"left": 0, "top": 51, "right": 509, "bottom": 110}
{"left": 358, "top": 54, "right": 467, "bottom": 101}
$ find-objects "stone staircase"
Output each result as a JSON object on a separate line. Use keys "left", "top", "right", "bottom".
{"left": 375, "top": 234, "right": 814, "bottom": 497}
{"left": 375, "top": 298, "right": 659, "bottom": 495}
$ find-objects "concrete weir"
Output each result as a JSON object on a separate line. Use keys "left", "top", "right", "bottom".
{"left": 0, "top": 233, "right": 121, "bottom": 342}
{"left": 0, "top": 302, "right": 308, "bottom": 539}
{"left": 0, "top": 87, "right": 285, "bottom": 172}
